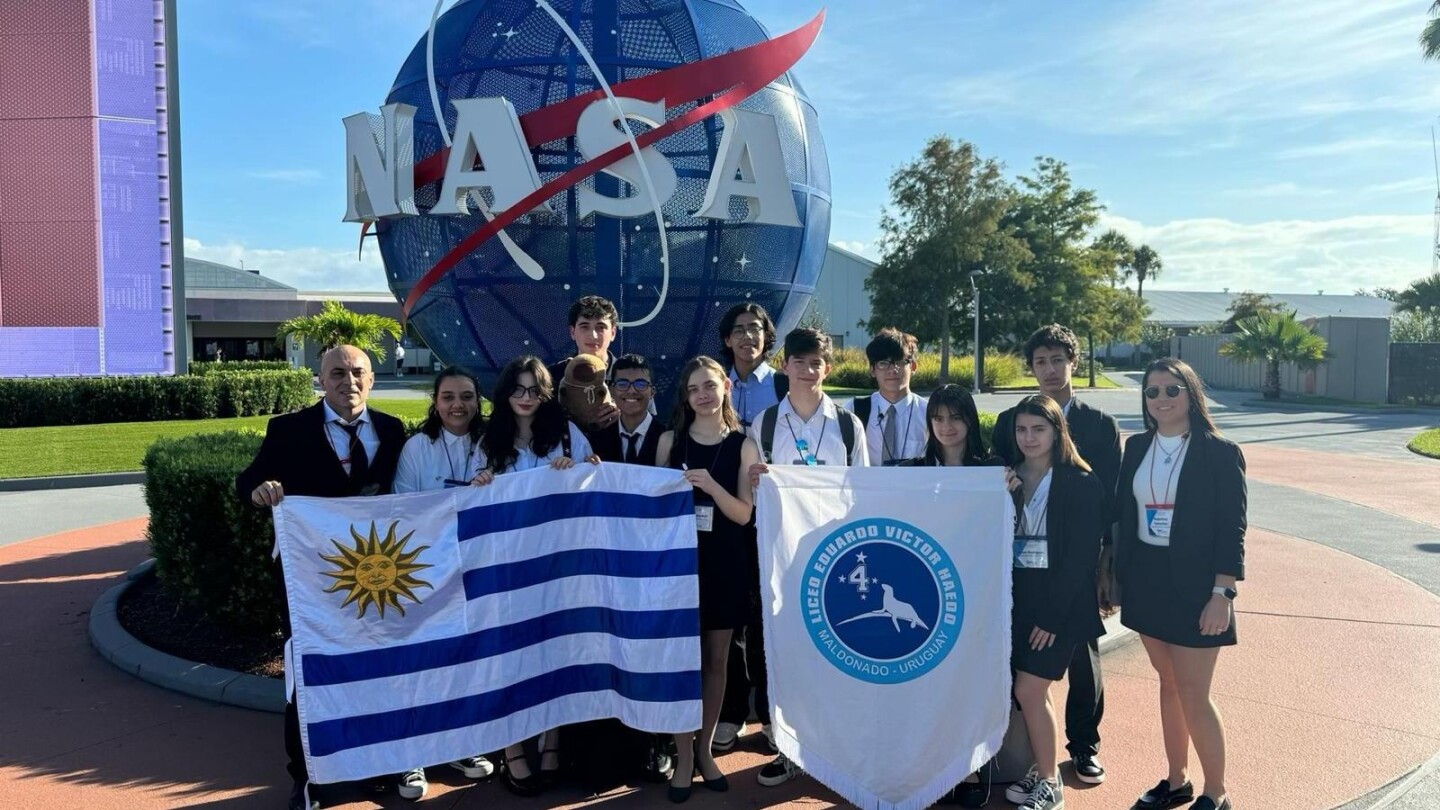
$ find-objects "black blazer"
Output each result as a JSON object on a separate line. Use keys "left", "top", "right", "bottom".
{"left": 1018, "top": 463, "right": 1106, "bottom": 639}
{"left": 1115, "top": 430, "right": 1247, "bottom": 597}
{"left": 590, "top": 421, "right": 663, "bottom": 466}
{"left": 235, "top": 401, "right": 407, "bottom": 502}
{"left": 993, "top": 398, "right": 1121, "bottom": 540}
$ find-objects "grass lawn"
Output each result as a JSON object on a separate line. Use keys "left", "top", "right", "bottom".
{"left": 1408, "top": 427, "right": 1440, "bottom": 459}
{"left": 991, "top": 373, "right": 1121, "bottom": 391}
{"left": 0, "top": 398, "right": 430, "bottom": 480}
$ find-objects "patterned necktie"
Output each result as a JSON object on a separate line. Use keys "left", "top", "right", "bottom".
{"left": 623, "top": 431, "right": 640, "bottom": 464}
{"left": 882, "top": 404, "right": 898, "bottom": 464}
{"left": 339, "top": 422, "right": 369, "bottom": 481}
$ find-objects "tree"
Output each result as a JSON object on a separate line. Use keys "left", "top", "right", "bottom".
{"left": 1131, "top": 244, "right": 1162, "bottom": 299}
{"left": 1221, "top": 291, "right": 1286, "bottom": 332}
{"left": 1091, "top": 228, "right": 1133, "bottom": 288}
{"left": 1391, "top": 307, "right": 1440, "bottom": 342}
{"left": 865, "top": 137, "right": 1026, "bottom": 383}
{"left": 1355, "top": 286, "right": 1399, "bottom": 301}
{"left": 1394, "top": 272, "right": 1440, "bottom": 313}
{"left": 1423, "top": 1, "right": 1440, "bottom": 61}
{"left": 1218, "top": 311, "right": 1329, "bottom": 399}
{"left": 277, "top": 300, "right": 402, "bottom": 361}
{"left": 1073, "top": 284, "right": 1148, "bottom": 384}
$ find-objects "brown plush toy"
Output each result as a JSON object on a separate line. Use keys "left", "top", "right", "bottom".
{"left": 558, "top": 353, "right": 616, "bottom": 431}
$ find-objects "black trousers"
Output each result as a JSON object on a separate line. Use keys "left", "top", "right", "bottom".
{"left": 718, "top": 600, "right": 770, "bottom": 726}
{"left": 285, "top": 689, "right": 307, "bottom": 783}
{"left": 1063, "top": 637, "right": 1104, "bottom": 757}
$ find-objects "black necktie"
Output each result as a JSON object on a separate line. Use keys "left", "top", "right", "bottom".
{"left": 339, "top": 422, "right": 370, "bottom": 481}
{"left": 623, "top": 431, "right": 640, "bottom": 464}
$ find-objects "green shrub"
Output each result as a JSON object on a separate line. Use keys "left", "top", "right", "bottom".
{"left": 143, "top": 431, "right": 281, "bottom": 635}
{"left": 0, "top": 370, "right": 314, "bottom": 428}
{"left": 825, "top": 350, "right": 1025, "bottom": 391}
{"left": 190, "top": 360, "right": 295, "bottom": 375}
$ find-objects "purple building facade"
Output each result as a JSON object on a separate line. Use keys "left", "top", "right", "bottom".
{"left": 0, "top": 0, "right": 179, "bottom": 376}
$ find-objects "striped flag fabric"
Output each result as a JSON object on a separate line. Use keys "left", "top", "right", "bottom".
{"left": 273, "top": 464, "right": 701, "bottom": 785}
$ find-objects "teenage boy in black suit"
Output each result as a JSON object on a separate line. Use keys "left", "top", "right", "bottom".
{"left": 237, "top": 345, "right": 407, "bottom": 810}
{"left": 990, "top": 324, "right": 1121, "bottom": 786}
{"left": 590, "top": 354, "right": 661, "bottom": 465}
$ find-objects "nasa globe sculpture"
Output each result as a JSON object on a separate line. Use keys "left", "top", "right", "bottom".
{"left": 344, "top": 0, "right": 830, "bottom": 405}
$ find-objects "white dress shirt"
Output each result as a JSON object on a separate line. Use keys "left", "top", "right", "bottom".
{"left": 849, "top": 391, "right": 929, "bottom": 464}
{"left": 393, "top": 429, "right": 481, "bottom": 493}
{"left": 486, "top": 422, "right": 594, "bottom": 473}
{"left": 322, "top": 402, "right": 379, "bottom": 475}
{"left": 618, "top": 412, "right": 655, "bottom": 462}
{"left": 748, "top": 394, "right": 869, "bottom": 467}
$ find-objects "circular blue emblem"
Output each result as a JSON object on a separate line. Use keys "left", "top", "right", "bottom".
{"left": 802, "top": 519, "right": 963, "bottom": 684}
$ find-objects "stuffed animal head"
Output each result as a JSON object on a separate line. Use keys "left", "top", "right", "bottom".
{"left": 559, "top": 353, "right": 614, "bottom": 430}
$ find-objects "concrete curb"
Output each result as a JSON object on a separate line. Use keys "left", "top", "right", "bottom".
{"left": 0, "top": 471, "right": 145, "bottom": 491}
{"left": 1239, "top": 399, "right": 1422, "bottom": 415}
{"left": 90, "top": 559, "right": 1136, "bottom": 716}
{"left": 89, "top": 559, "right": 285, "bottom": 714}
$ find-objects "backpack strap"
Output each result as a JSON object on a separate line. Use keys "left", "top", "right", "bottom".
{"left": 851, "top": 394, "right": 872, "bottom": 427}
{"left": 838, "top": 408, "right": 857, "bottom": 466}
{"left": 759, "top": 405, "right": 779, "bottom": 463}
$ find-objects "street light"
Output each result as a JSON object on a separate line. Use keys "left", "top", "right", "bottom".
{"left": 968, "top": 269, "right": 982, "bottom": 396}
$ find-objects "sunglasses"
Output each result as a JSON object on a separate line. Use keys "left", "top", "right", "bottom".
{"left": 1143, "top": 384, "right": 1188, "bottom": 399}
{"left": 610, "top": 379, "right": 651, "bottom": 393}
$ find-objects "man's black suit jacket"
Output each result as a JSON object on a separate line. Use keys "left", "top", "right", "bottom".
{"left": 992, "top": 396, "right": 1122, "bottom": 541}
{"left": 590, "top": 421, "right": 663, "bottom": 466}
{"left": 235, "top": 401, "right": 407, "bottom": 502}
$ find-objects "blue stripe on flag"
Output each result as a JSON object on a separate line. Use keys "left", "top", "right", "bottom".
{"left": 302, "top": 607, "right": 700, "bottom": 687}
{"left": 305, "top": 664, "right": 701, "bottom": 757}
{"left": 462, "top": 548, "right": 696, "bottom": 600}
{"left": 456, "top": 490, "right": 693, "bottom": 540}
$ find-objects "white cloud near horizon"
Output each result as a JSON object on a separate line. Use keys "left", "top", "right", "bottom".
{"left": 184, "top": 237, "right": 389, "bottom": 292}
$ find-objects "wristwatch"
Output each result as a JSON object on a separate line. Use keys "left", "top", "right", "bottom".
{"left": 1212, "top": 585, "right": 1237, "bottom": 600}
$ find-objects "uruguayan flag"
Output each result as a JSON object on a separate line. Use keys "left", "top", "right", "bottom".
{"left": 273, "top": 464, "right": 700, "bottom": 785}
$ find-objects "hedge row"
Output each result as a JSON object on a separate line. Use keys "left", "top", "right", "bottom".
{"left": 144, "top": 431, "right": 281, "bottom": 634}
{"left": 0, "top": 370, "right": 315, "bottom": 428}
{"left": 190, "top": 360, "right": 295, "bottom": 375}
{"left": 825, "top": 348, "right": 1027, "bottom": 391}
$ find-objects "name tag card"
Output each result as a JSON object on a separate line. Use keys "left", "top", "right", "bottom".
{"left": 1144, "top": 503, "right": 1175, "bottom": 539}
{"left": 695, "top": 505, "right": 715, "bottom": 532}
{"left": 1013, "top": 535, "right": 1049, "bottom": 569}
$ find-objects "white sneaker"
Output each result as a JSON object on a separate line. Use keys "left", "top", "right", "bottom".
{"left": 712, "top": 722, "right": 742, "bottom": 752}
{"left": 1005, "top": 765, "right": 1042, "bottom": 804}
{"left": 398, "top": 767, "right": 428, "bottom": 801}
{"left": 449, "top": 755, "right": 495, "bottom": 779}
{"left": 760, "top": 723, "right": 779, "bottom": 754}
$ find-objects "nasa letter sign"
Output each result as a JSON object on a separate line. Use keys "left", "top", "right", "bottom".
{"left": 344, "top": 0, "right": 829, "bottom": 399}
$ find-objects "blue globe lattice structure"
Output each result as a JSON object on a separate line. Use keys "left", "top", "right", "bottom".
{"left": 376, "top": 0, "right": 830, "bottom": 406}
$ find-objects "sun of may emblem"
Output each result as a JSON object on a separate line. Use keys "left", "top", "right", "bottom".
{"left": 319, "top": 521, "right": 434, "bottom": 619}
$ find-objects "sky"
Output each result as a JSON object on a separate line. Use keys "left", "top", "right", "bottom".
{"left": 176, "top": 0, "right": 1438, "bottom": 296}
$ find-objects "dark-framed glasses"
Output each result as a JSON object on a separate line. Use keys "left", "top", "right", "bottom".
{"left": 1144, "top": 384, "right": 1188, "bottom": 399}
{"left": 873, "top": 358, "right": 913, "bottom": 373}
{"left": 611, "top": 379, "right": 651, "bottom": 393}
{"left": 730, "top": 324, "right": 765, "bottom": 338}
{"left": 510, "top": 385, "right": 543, "bottom": 400}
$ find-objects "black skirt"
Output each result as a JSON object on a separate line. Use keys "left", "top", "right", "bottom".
{"left": 1011, "top": 570, "right": 1082, "bottom": 680}
{"left": 1120, "top": 541, "right": 1237, "bottom": 648}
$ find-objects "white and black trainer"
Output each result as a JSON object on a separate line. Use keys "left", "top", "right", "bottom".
{"left": 1005, "top": 765, "right": 1043, "bottom": 804}
{"left": 1017, "top": 777, "right": 1063, "bottom": 810}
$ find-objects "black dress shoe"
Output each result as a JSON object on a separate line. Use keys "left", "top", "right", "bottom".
{"left": 700, "top": 770, "right": 729, "bottom": 792}
{"left": 667, "top": 781, "right": 693, "bottom": 803}
{"left": 1191, "top": 796, "right": 1230, "bottom": 810}
{"left": 954, "top": 779, "right": 989, "bottom": 808}
{"left": 502, "top": 760, "right": 544, "bottom": 797}
{"left": 288, "top": 781, "right": 320, "bottom": 810}
{"left": 1135, "top": 778, "right": 1195, "bottom": 809}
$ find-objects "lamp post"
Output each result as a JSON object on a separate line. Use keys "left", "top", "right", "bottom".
{"left": 968, "top": 269, "right": 982, "bottom": 395}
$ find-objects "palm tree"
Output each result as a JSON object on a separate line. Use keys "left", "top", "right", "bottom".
{"left": 1394, "top": 272, "right": 1440, "bottom": 313}
{"left": 277, "top": 300, "right": 403, "bottom": 361}
{"left": 1218, "top": 311, "right": 1329, "bottom": 399}
{"left": 1091, "top": 228, "right": 1133, "bottom": 288}
{"left": 1131, "top": 244, "right": 1162, "bottom": 299}
{"left": 1423, "top": 1, "right": 1440, "bottom": 61}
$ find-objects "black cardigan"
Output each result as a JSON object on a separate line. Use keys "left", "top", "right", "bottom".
{"left": 1020, "top": 463, "right": 1107, "bottom": 640}
{"left": 1115, "top": 430, "right": 1247, "bottom": 596}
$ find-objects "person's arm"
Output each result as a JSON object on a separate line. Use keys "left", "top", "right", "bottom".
{"left": 1211, "top": 439, "right": 1247, "bottom": 581}
{"left": 236, "top": 417, "right": 290, "bottom": 507}
{"left": 654, "top": 431, "right": 675, "bottom": 472}
{"left": 1037, "top": 472, "right": 1104, "bottom": 634}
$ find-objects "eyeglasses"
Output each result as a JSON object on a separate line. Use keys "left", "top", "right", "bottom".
{"left": 1144, "top": 384, "right": 1188, "bottom": 399}
{"left": 873, "top": 358, "right": 913, "bottom": 373}
{"left": 610, "top": 379, "right": 651, "bottom": 393}
{"left": 730, "top": 324, "right": 765, "bottom": 338}
{"left": 510, "top": 385, "right": 543, "bottom": 400}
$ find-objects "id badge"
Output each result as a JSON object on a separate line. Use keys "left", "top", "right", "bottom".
{"left": 1013, "top": 535, "right": 1049, "bottom": 569}
{"left": 695, "top": 505, "right": 715, "bottom": 532}
{"left": 790, "top": 458, "right": 827, "bottom": 465}
{"left": 1144, "top": 503, "right": 1175, "bottom": 538}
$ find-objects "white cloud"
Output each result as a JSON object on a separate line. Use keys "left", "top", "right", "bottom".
{"left": 1362, "top": 177, "right": 1436, "bottom": 196}
{"left": 1096, "top": 211, "right": 1431, "bottom": 293}
{"left": 1221, "top": 182, "right": 1333, "bottom": 199}
{"left": 1277, "top": 136, "right": 1431, "bottom": 160}
{"left": 184, "top": 237, "right": 388, "bottom": 292}
{"left": 830, "top": 240, "right": 877, "bottom": 258}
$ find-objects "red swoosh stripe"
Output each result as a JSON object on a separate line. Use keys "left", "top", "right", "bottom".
{"left": 400, "top": 10, "right": 825, "bottom": 318}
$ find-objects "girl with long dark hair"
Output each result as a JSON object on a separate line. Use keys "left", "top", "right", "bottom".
{"left": 653, "top": 356, "right": 762, "bottom": 803}
{"left": 1118, "top": 359, "right": 1243, "bottom": 810}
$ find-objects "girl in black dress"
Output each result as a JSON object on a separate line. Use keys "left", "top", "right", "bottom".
{"left": 1118, "top": 359, "right": 1243, "bottom": 810}
{"left": 654, "top": 356, "right": 762, "bottom": 803}
{"left": 1004, "top": 395, "right": 1105, "bottom": 810}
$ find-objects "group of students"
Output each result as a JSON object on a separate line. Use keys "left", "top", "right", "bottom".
{"left": 239, "top": 296, "right": 1246, "bottom": 810}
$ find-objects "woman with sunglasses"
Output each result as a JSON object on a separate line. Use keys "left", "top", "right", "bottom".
{"left": 1118, "top": 359, "right": 1244, "bottom": 810}
{"left": 479, "top": 355, "right": 599, "bottom": 795}
{"left": 1000, "top": 394, "right": 1105, "bottom": 810}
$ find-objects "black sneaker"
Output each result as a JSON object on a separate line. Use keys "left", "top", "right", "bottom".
{"left": 1018, "top": 777, "right": 1063, "bottom": 810}
{"left": 1190, "top": 797, "right": 1230, "bottom": 810}
{"left": 1135, "top": 778, "right": 1195, "bottom": 809}
{"left": 1071, "top": 753, "right": 1105, "bottom": 784}
{"left": 939, "top": 778, "right": 989, "bottom": 808}
{"left": 1005, "top": 765, "right": 1042, "bottom": 804}
{"left": 642, "top": 739, "right": 676, "bottom": 783}
{"left": 756, "top": 753, "right": 800, "bottom": 787}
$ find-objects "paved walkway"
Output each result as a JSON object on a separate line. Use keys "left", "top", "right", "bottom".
{"left": 2, "top": 395, "right": 1438, "bottom": 809}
